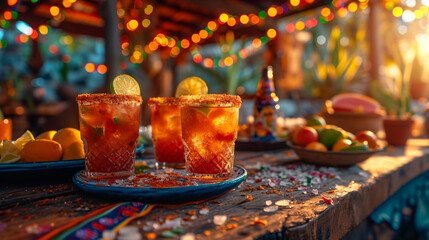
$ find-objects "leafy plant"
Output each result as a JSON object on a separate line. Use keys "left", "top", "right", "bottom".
{"left": 370, "top": 42, "right": 414, "bottom": 117}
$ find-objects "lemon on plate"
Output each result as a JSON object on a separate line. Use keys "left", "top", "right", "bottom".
{"left": 175, "top": 76, "right": 208, "bottom": 97}
{"left": 36, "top": 130, "right": 57, "bottom": 140}
{"left": 111, "top": 74, "right": 140, "bottom": 95}
{"left": 53, "top": 128, "right": 82, "bottom": 151}
{"left": 14, "top": 130, "right": 35, "bottom": 151}
{"left": 0, "top": 139, "right": 21, "bottom": 163}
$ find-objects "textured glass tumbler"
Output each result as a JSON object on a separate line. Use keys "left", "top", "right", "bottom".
{"left": 180, "top": 94, "right": 241, "bottom": 179}
{"left": 76, "top": 94, "right": 142, "bottom": 179}
{"left": 149, "top": 97, "right": 185, "bottom": 169}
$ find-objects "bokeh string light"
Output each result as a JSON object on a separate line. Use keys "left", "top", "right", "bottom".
{"left": 2, "top": 0, "right": 427, "bottom": 70}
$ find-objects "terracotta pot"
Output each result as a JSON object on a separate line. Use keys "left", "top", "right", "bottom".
{"left": 383, "top": 118, "right": 414, "bottom": 146}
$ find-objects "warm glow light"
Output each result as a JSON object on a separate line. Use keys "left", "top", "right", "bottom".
{"left": 170, "top": 47, "right": 180, "bottom": 57}
{"left": 142, "top": 19, "right": 151, "bottom": 28}
{"left": 18, "top": 34, "right": 29, "bottom": 43}
{"left": 286, "top": 23, "right": 295, "bottom": 33}
{"left": 4, "top": 11, "right": 12, "bottom": 20}
{"left": 203, "top": 58, "right": 214, "bottom": 68}
{"left": 117, "top": 9, "right": 125, "bottom": 17}
{"left": 50, "top": 6, "right": 60, "bottom": 17}
{"left": 291, "top": 0, "right": 300, "bottom": 7}
{"left": 144, "top": 5, "right": 153, "bottom": 15}
{"left": 30, "top": 30, "right": 38, "bottom": 39}
{"left": 199, "top": 30, "right": 208, "bottom": 39}
{"left": 122, "top": 42, "right": 129, "bottom": 50}
{"left": 385, "top": 1, "right": 395, "bottom": 10}
{"left": 348, "top": 2, "right": 358, "bottom": 12}
{"left": 207, "top": 21, "right": 217, "bottom": 31}
{"left": 181, "top": 39, "right": 190, "bottom": 48}
{"left": 267, "top": 7, "right": 277, "bottom": 17}
{"left": 38, "top": 25, "right": 49, "bottom": 35}
{"left": 148, "top": 41, "right": 158, "bottom": 51}
{"left": 191, "top": 33, "right": 201, "bottom": 43}
{"left": 85, "top": 63, "right": 95, "bottom": 72}
{"left": 240, "top": 15, "right": 249, "bottom": 24}
{"left": 337, "top": 7, "right": 348, "bottom": 17}
{"left": 392, "top": 7, "right": 403, "bottom": 17}
{"left": 63, "top": 35, "right": 73, "bottom": 44}
{"left": 227, "top": 17, "right": 236, "bottom": 26}
{"left": 193, "top": 53, "right": 202, "bottom": 63}
{"left": 250, "top": 15, "right": 260, "bottom": 24}
{"left": 62, "top": 0, "right": 72, "bottom": 8}
{"left": 127, "top": 19, "right": 138, "bottom": 31}
{"left": 295, "top": 21, "right": 305, "bottom": 30}
{"left": 97, "top": 64, "right": 107, "bottom": 74}
{"left": 321, "top": 7, "right": 331, "bottom": 17}
{"left": 62, "top": 55, "right": 70, "bottom": 63}
{"left": 267, "top": 28, "right": 277, "bottom": 38}
{"left": 219, "top": 13, "right": 229, "bottom": 23}
{"left": 239, "top": 49, "right": 248, "bottom": 58}
{"left": 48, "top": 45, "right": 58, "bottom": 54}
{"left": 224, "top": 56, "right": 233, "bottom": 66}
{"left": 168, "top": 38, "right": 176, "bottom": 48}
{"left": 252, "top": 38, "right": 262, "bottom": 48}
{"left": 415, "top": 9, "right": 423, "bottom": 19}
{"left": 8, "top": 0, "right": 18, "bottom": 6}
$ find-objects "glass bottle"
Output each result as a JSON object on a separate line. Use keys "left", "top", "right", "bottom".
{"left": 253, "top": 66, "right": 279, "bottom": 141}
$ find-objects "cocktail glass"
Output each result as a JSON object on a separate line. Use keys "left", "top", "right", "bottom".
{"left": 0, "top": 119, "right": 12, "bottom": 141}
{"left": 180, "top": 94, "right": 241, "bottom": 179}
{"left": 76, "top": 93, "right": 142, "bottom": 179}
{"left": 148, "top": 97, "right": 185, "bottom": 169}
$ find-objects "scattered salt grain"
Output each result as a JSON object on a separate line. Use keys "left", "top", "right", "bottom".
{"left": 180, "top": 233, "right": 196, "bottom": 240}
{"left": 303, "top": 191, "right": 307, "bottom": 194}
{"left": 265, "top": 200, "right": 272, "bottom": 206}
{"left": 279, "top": 181, "right": 288, "bottom": 186}
{"left": 117, "top": 232, "right": 142, "bottom": 240}
{"left": 268, "top": 182, "right": 276, "bottom": 187}
{"left": 199, "top": 208, "right": 210, "bottom": 215}
{"left": 263, "top": 205, "right": 279, "bottom": 212}
{"left": 311, "top": 189, "right": 319, "bottom": 195}
{"left": 164, "top": 168, "right": 174, "bottom": 173}
{"left": 161, "top": 218, "right": 182, "bottom": 229}
{"left": 142, "top": 221, "right": 155, "bottom": 232}
{"left": 119, "top": 226, "right": 139, "bottom": 234}
{"left": 102, "top": 230, "right": 117, "bottom": 240}
{"left": 275, "top": 199, "right": 290, "bottom": 206}
{"left": 213, "top": 215, "right": 227, "bottom": 225}
{"left": 127, "top": 175, "right": 136, "bottom": 181}
{"left": 25, "top": 224, "right": 51, "bottom": 235}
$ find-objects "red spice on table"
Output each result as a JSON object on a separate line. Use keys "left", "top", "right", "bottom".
{"left": 245, "top": 195, "right": 253, "bottom": 202}
{"left": 252, "top": 217, "right": 268, "bottom": 226}
{"left": 187, "top": 210, "right": 197, "bottom": 216}
{"left": 257, "top": 185, "right": 265, "bottom": 190}
{"left": 203, "top": 230, "right": 211, "bottom": 236}
{"left": 269, "top": 190, "right": 283, "bottom": 195}
{"left": 286, "top": 189, "right": 293, "bottom": 192}
{"left": 226, "top": 223, "right": 238, "bottom": 230}
{"left": 321, "top": 195, "right": 334, "bottom": 205}
{"left": 231, "top": 217, "right": 239, "bottom": 221}
{"left": 146, "top": 232, "right": 157, "bottom": 239}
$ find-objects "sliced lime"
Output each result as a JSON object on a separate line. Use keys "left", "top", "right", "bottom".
{"left": 111, "top": 74, "right": 140, "bottom": 95}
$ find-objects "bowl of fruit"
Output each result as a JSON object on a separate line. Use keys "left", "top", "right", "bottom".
{"left": 287, "top": 120, "right": 384, "bottom": 166}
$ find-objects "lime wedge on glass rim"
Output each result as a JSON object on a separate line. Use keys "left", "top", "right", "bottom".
{"left": 111, "top": 74, "right": 141, "bottom": 95}
{"left": 175, "top": 76, "right": 208, "bottom": 97}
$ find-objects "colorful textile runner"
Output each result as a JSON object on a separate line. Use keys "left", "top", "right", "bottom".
{"left": 39, "top": 202, "right": 154, "bottom": 240}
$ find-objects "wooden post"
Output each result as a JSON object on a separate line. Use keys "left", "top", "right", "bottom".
{"left": 100, "top": 0, "right": 121, "bottom": 92}
{"left": 369, "top": 0, "right": 381, "bottom": 88}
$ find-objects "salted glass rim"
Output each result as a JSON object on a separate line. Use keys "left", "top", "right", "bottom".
{"left": 148, "top": 97, "right": 180, "bottom": 106}
{"left": 180, "top": 94, "right": 241, "bottom": 108}
{"left": 76, "top": 93, "right": 142, "bottom": 105}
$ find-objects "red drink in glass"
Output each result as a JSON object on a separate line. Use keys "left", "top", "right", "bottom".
{"left": 0, "top": 119, "right": 12, "bottom": 141}
{"left": 148, "top": 97, "right": 185, "bottom": 169}
{"left": 76, "top": 94, "right": 142, "bottom": 179}
{"left": 180, "top": 94, "right": 241, "bottom": 179}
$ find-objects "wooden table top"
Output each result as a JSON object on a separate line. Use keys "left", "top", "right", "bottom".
{"left": 1, "top": 139, "right": 429, "bottom": 240}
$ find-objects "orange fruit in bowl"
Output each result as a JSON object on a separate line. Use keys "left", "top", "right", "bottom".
{"left": 292, "top": 126, "right": 318, "bottom": 147}
{"left": 36, "top": 130, "right": 57, "bottom": 140}
{"left": 62, "top": 141, "right": 85, "bottom": 160}
{"left": 353, "top": 130, "right": 377, "bottom": 149}
{"left": 53, "top": 128, "right": 82, "bottom": 150}
{"left": 306, "top": 115, "right": 326, "bottom": 126}
{"left": 20, "top": 139, "right": 63, "bottom": 162}
{"left": 305, "top": 142, "right": 328, "bottom": 151}
{"left": 332, "top": 139, "right": 352, "bottom": 151}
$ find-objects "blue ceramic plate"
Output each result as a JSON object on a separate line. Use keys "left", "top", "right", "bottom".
{"left": 0, "top": 159, "right": 85, "bottom": 172}
{"left": 73, "top": 163, "right": 247, "bottom": 204}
